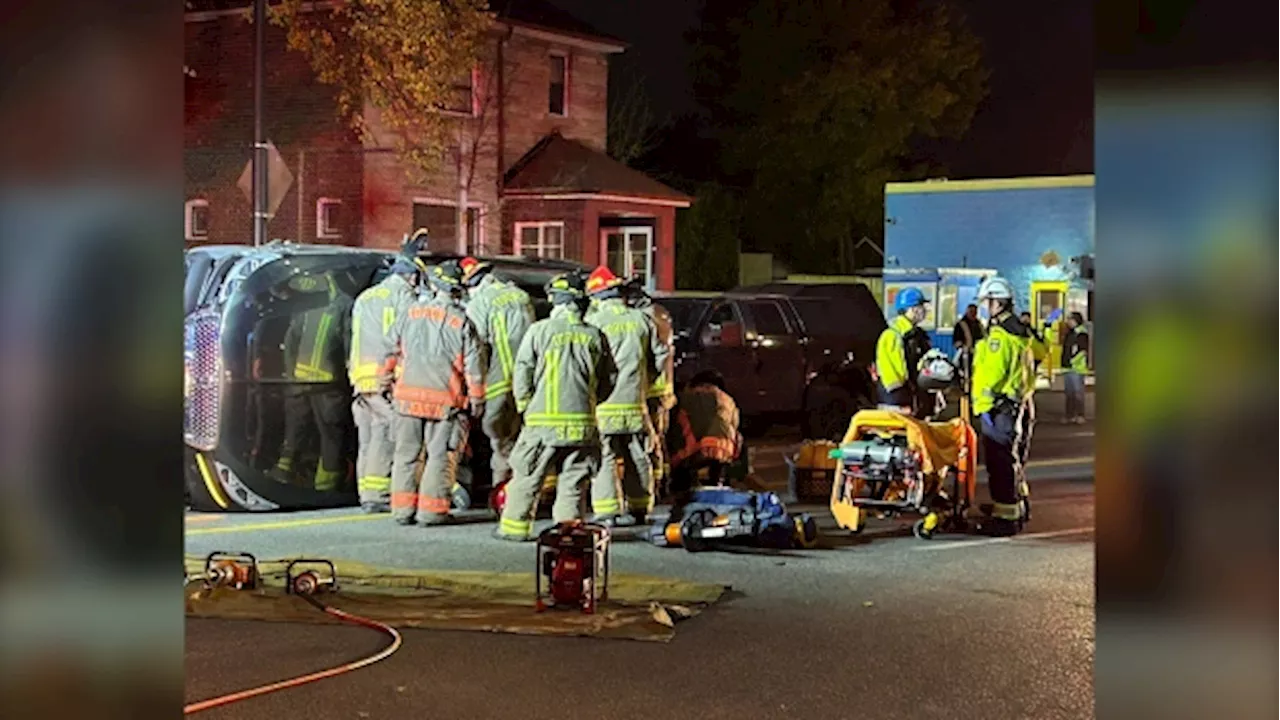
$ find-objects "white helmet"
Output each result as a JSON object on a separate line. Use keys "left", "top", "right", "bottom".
{"left": 976, "top": 276, "right": 1014, "bottom": 301}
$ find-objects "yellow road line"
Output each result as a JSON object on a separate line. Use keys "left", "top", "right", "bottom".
{"left": 185, "top": 513, "right": 384, "bottom": 536}
{"left": 184, "top": 514, "right": 226, "bottom": 523}
{"left": 1025, "top": 456, "right": 1094, "bottom": 468}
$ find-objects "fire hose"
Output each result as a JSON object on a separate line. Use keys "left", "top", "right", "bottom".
{"left": 184, "top": 557, "right": 402, "bottom": 715}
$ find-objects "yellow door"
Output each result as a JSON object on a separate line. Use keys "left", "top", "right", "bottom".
{"left": 1030, "top": 280, "right": 1069, "bottom": 376}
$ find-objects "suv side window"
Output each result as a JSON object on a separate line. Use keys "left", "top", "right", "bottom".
{"left": 746, "top": 300, "right": 790, "bottom": 336}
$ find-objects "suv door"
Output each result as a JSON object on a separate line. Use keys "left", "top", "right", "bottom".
{"left": 742, "top": 299, "right": 806, "bottom": 414}
{"left": 690, "top": 299, "right": 760, "bottom": 414}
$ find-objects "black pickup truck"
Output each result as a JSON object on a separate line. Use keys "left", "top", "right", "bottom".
{"left": 654, "top": 285, "right": 886, "bottom": 439}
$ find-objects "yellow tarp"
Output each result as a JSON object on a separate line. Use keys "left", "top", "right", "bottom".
{"left": 183, "top": 556, "right": 727, "bottom": 643}
{"left": 840, "top": 409, "right": 975, "bottom": 475}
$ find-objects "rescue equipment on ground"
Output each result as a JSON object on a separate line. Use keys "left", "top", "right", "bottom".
{"left": 535, "top": 520, "right": 612, "bottom": 614}
{"left": 488, "top": 474, "right": 561, "bottom": 517}
{"left": 649, "top": 487, "right": 820, "bottom": 553}
{"left": 828, "top": 410, "right": 977, "bottom": 540}
{"left": 785, "top": 439, "right": 840, "bottom": 502}
{"left": 184, "top": 554, "right": 402, "bottom": 715}
{"left": 203, "top": 551, "right": 260, "bottom": 590}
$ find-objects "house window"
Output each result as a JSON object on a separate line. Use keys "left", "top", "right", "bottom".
{"left": 316, "top": 198, "right": 342, "bottom": 239}
{"left": 443, "top": 67, "right": 476, "bottom": 115}
{"left": 548, "top": 53, "right": 568, "bottom": 116}
{"left": 185, "top": 199, "right": 209, "bottom": 241}
{"left": 515, "top": 221, "right": 565, "bottom": 259}
{"left": 412, "top": 201, "right": 481, "bottom": 252}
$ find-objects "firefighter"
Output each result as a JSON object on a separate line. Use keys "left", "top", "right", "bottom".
{"left": 665, "top": 369, "right": 745, "bottom": 508}
{"left": 875, "top": 287, "right": 932, "bottom": 415}
{"left": 495, "top": 271, "right": 617, "bottom": 542}
{"left": 348, "top": 252, "right": 423, "bottom": 512}
{"left": 624, "top": 277, "right": 677, "bottom": 497}
{"left": 584, "top": 267, "right": 669, "bottom": 526}
{"left": 459, "top": 256, "right": 537, "bottom": 493}
{"left": 387, "top": 260, "right": 487, "bottom": 526}
{"left": 275, "top": 272, "right": 353, "bottom": 492}
{"left": 970, "top": 276, "right": 1035, "bottom": 537}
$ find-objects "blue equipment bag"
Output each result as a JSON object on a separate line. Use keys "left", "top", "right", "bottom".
{"left": 648, "top": 487, "right": 818, "bottom": 551}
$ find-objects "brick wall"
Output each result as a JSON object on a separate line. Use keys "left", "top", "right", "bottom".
{"left": 184, "top": 13, "right": 363, "bottom": 246}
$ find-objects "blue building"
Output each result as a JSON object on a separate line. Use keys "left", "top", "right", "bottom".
{"left": 882, "top": 175, "right": 1094, "bottom": 371}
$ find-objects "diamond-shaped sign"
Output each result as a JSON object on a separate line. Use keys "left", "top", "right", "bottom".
{"left": 238, "top": 141, "right": 294, "bottom": 218}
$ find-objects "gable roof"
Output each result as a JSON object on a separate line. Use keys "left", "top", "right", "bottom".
{"left": 503, "top": 132, "right": 693, "bottom": 206}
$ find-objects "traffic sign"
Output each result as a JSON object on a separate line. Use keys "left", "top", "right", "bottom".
{"left": 238, "top": 141, "right": 294, "bottom": 218}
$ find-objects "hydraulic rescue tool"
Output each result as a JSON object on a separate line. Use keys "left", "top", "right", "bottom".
{"left": 535, "top": 520, "right": 611, "bottom": 614}
{"left": 285, "top": 559, "right": 339, "bottom": 596}
{"left": 202, "top": 551, "right": 260, "bottom": 590}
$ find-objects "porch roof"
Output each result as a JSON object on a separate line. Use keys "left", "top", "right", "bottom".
{"left": 503, "top": 132, "right": 693, "bottom": 208}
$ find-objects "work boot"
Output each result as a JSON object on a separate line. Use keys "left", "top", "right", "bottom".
{"left": 394, "top": 516, "right": 416, "bottom": 526}
{"left": 361, "top": 502, "right": 390, "bottom": 515}
{"left": 451, "top": 483, "right": 471, "bottom": 510}
{"left": 491, "top": 528, "right": 533, "bottom": 543}
{"left": 418, "top": 512, "right": 454, "bottom": 527}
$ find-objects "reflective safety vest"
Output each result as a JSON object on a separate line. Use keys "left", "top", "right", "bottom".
{"left": 514, "top": 304, "right": 615, "bottom": 445}
{"left": 464, "top": 274, "right": 535, "bottom": 401}
{"left": 349, "top": 273, "right": 416, "bottom": 393}
{"left": 585, "top": 298, "right": 669, "bottom": 434}
{"left": 641, "top": 299, "right": 676, "bottom": 406}
{"left": 971, "top": 312, "right": 1034, "bottom": 415}
{"left": 389, "top": 296, "right": 487, "bottom": 419}
{"left": 1063, "top": 327, "right": 1089, "bottom": 373}
{"left": 285, "top": 294, "right": 353, "bottom": 383}
{"left": 874, "top": 314, "right": 917, "bottom": 391}
{"left": 667, "top": 384, "right": 740, "bottom": 467}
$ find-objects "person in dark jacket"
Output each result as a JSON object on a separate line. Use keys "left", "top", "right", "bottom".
{"left": 952, "top": 304, "right": 985, "bottom": 352}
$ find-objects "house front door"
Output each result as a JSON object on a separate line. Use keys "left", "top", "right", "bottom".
{"left": 600, "top": 226, "right": 654, "bottom": 291}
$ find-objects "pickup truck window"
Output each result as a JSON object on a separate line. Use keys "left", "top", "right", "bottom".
{"left": 746, "top": 301, "right": 789, "bottom": 336}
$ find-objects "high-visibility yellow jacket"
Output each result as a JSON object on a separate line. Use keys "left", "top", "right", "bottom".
{"left": 585, "top": 297, "right": 669, "bottom": 434}
{"left": 284, "top": 285, "right": 352, "bottom": 384}
{"left": 875, "top": 314, "right": 917, "bottom": 392}
{"left": 464, "top": 274, "right": 536, "bottom": 401}
{"left": 971, "top": 312, "right": 1034, "bottom": 415}
{"left": 513, "top": 304, "right": 616, "bottom": 445}
{"left": 348, "top": 273, "right": 416, "bottom": 393}
{"left": 389, "top": 295, "right": 487, "bottom": 419}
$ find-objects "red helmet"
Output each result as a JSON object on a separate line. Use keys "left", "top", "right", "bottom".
{"left": 459, "top": 256, "right": 492, "bottom": 287}
{"left": 585, "top": 266, "right": 623, "bottom": 296}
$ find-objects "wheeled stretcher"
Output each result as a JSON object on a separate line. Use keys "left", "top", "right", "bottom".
{"left": 828, "top": 409, "right": 977, "bottom": 540}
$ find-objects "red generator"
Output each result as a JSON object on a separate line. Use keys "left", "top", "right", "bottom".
{"left": 535, "top": 521, "right": 611, "bottom": 614}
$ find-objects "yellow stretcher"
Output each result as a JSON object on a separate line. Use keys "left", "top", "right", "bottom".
{"left": 828, "top": 409, "right": 978, "bottom": 540}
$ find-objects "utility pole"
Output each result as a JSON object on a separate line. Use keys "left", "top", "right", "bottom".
{"left": 252, "top": 0, "right": 267, "bottom": 246}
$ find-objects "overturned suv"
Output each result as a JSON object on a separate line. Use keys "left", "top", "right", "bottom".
{"left": 183, "top": 241, "right": 586, "bottom": 512}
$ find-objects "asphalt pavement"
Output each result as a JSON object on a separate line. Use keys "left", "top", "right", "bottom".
{"left": 185, "top": 396, "right": 1095, "bottom": 720}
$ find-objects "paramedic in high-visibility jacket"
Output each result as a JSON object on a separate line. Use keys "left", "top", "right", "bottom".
{"left": 348, "top": 252, "right": 422, "bottom": 513}
{"left": 387, "top": 260, "right": 487, "bottom": 526}
{"left": 275, "top": 272, "right": 353, "bottom": 492}
{"left": 495, "top": 271, "right": 617, "bottom": 542}
{"left": 875, "top": 286, "right": 932, "bottom": 415}
{"left": 458, "top": 256, "right": 537, "bottom": 491}
{"left": 584, "top": 266, "right": 669, "bottom": 527}
{"left": 624, "top": 277, "right": 678, "bottom": 491}
{"left": 970, "top": 276, "right": 1035, "bottom": 537}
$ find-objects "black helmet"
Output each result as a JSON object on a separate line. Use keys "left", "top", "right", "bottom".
{"left": 428, "top": 260, "right": 465, "bottom": 294}
{"left": 545, "top": 270, "right": 588, "bottom": 305}
{"left": 690, "top": 369, "right": 727, "bottom": 392}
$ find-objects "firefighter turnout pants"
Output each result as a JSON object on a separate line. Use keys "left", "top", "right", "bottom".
{"left": 591, "top": 432, "right": 653, "bottom": 518}
{"left": 391, "top": 412, "right": 468, "bottom": 524}
{"left": 647, "top": 398, "right": 670, "bottom": 492}
{"left": 278, "top": 387, "right": 348, "bottom": 492}
{"left": 979, "top": 407, "right": 1025, "bottom": 522}
{"left": 481, "top": 392, "right": 522, "bottom": 485}
{"left": 352, "top": 392, "right": 395, "bottom": 509}
{"left": 497, "top": 432, "right": 601, "bottom": 539}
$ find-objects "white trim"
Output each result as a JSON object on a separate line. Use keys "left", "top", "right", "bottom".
{"left": 410, "top": 198, "right": 488, "bottom": 254}
{"left": 513, "top": 221, "right": 567, "bottom": 259}
{"left": 504, "top": 192, "right": 692, "bottom": 208}
{"left": 185, "top": 198, "right": 210, "bottom": 241}
{"left": 548, "top": 50, "right": 570, "bottom": 118}
{"left": 599, "top": 226, "right": 655, "bottom": 290}
{"left": 316, "top": 197, "right": 342, "bottom": 240}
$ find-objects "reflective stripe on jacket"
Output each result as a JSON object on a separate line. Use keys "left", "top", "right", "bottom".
{"left": 586, "top": 298, "right": 669, "bottom": 434}
{"left": 971, "top": 312, "right": 1034, "bottom": 415}
{"left": 390, "top": 296, "right": 487, "bottom": 419}
{"left": 464, "top": 274, "right": 535, "bottom": 401}
{"left": 642, "top": 300, "right": 676, "bottom": 404}
{"left": 513, "top": 304, "right": 616, "bottom": 445}
{"left": 667, "top": 384, "right": 740, "bottom": 467}
{"left": 285, "top": 294, "right": 353, "bottom": 383}
{"left": 349, "top": 273, "right": 416, "bottom": 393}
{"left": 1063, "top": 327, "right": 1090, "bottom": 373}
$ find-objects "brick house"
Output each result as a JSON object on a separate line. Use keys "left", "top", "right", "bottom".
{"left": 184, "top": 0, "right": 690, "bottom": 290}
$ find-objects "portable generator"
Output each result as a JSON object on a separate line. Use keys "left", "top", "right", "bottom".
{"left": 202, "top": 551, "right": 260, "bottom": 591}
{"left": 534, "top": 521, "right": 611, "bottom": 614}
{"left": 285, "top": 558, "right": 339, "bottom": 596}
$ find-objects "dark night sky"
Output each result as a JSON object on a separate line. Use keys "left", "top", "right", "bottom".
{"left": 548, "top": 0, "right": 1094, "bottom": 178}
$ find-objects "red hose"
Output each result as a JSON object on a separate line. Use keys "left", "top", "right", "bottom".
{"left": 184, "top": 595, "right": 402, "bottom": 715}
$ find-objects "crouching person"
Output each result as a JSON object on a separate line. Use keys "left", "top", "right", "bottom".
{"left": 665, "top": 370, "right": 746, "bottom": 501}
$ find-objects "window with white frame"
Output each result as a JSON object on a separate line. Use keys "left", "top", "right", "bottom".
{"left": 316, "top": 198, "right": 342, "bottom": 240}
{"left": 548, "top": 53, "right": 568, "bottom": 116}
{"left": 442, "top": 66, "right": 476, "bottom": 116}
{"left": 515, "top": 221, "right": 565, "bottom": 259}
{"left": 185, "top": 199, "right": 209, "bottom": 241}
